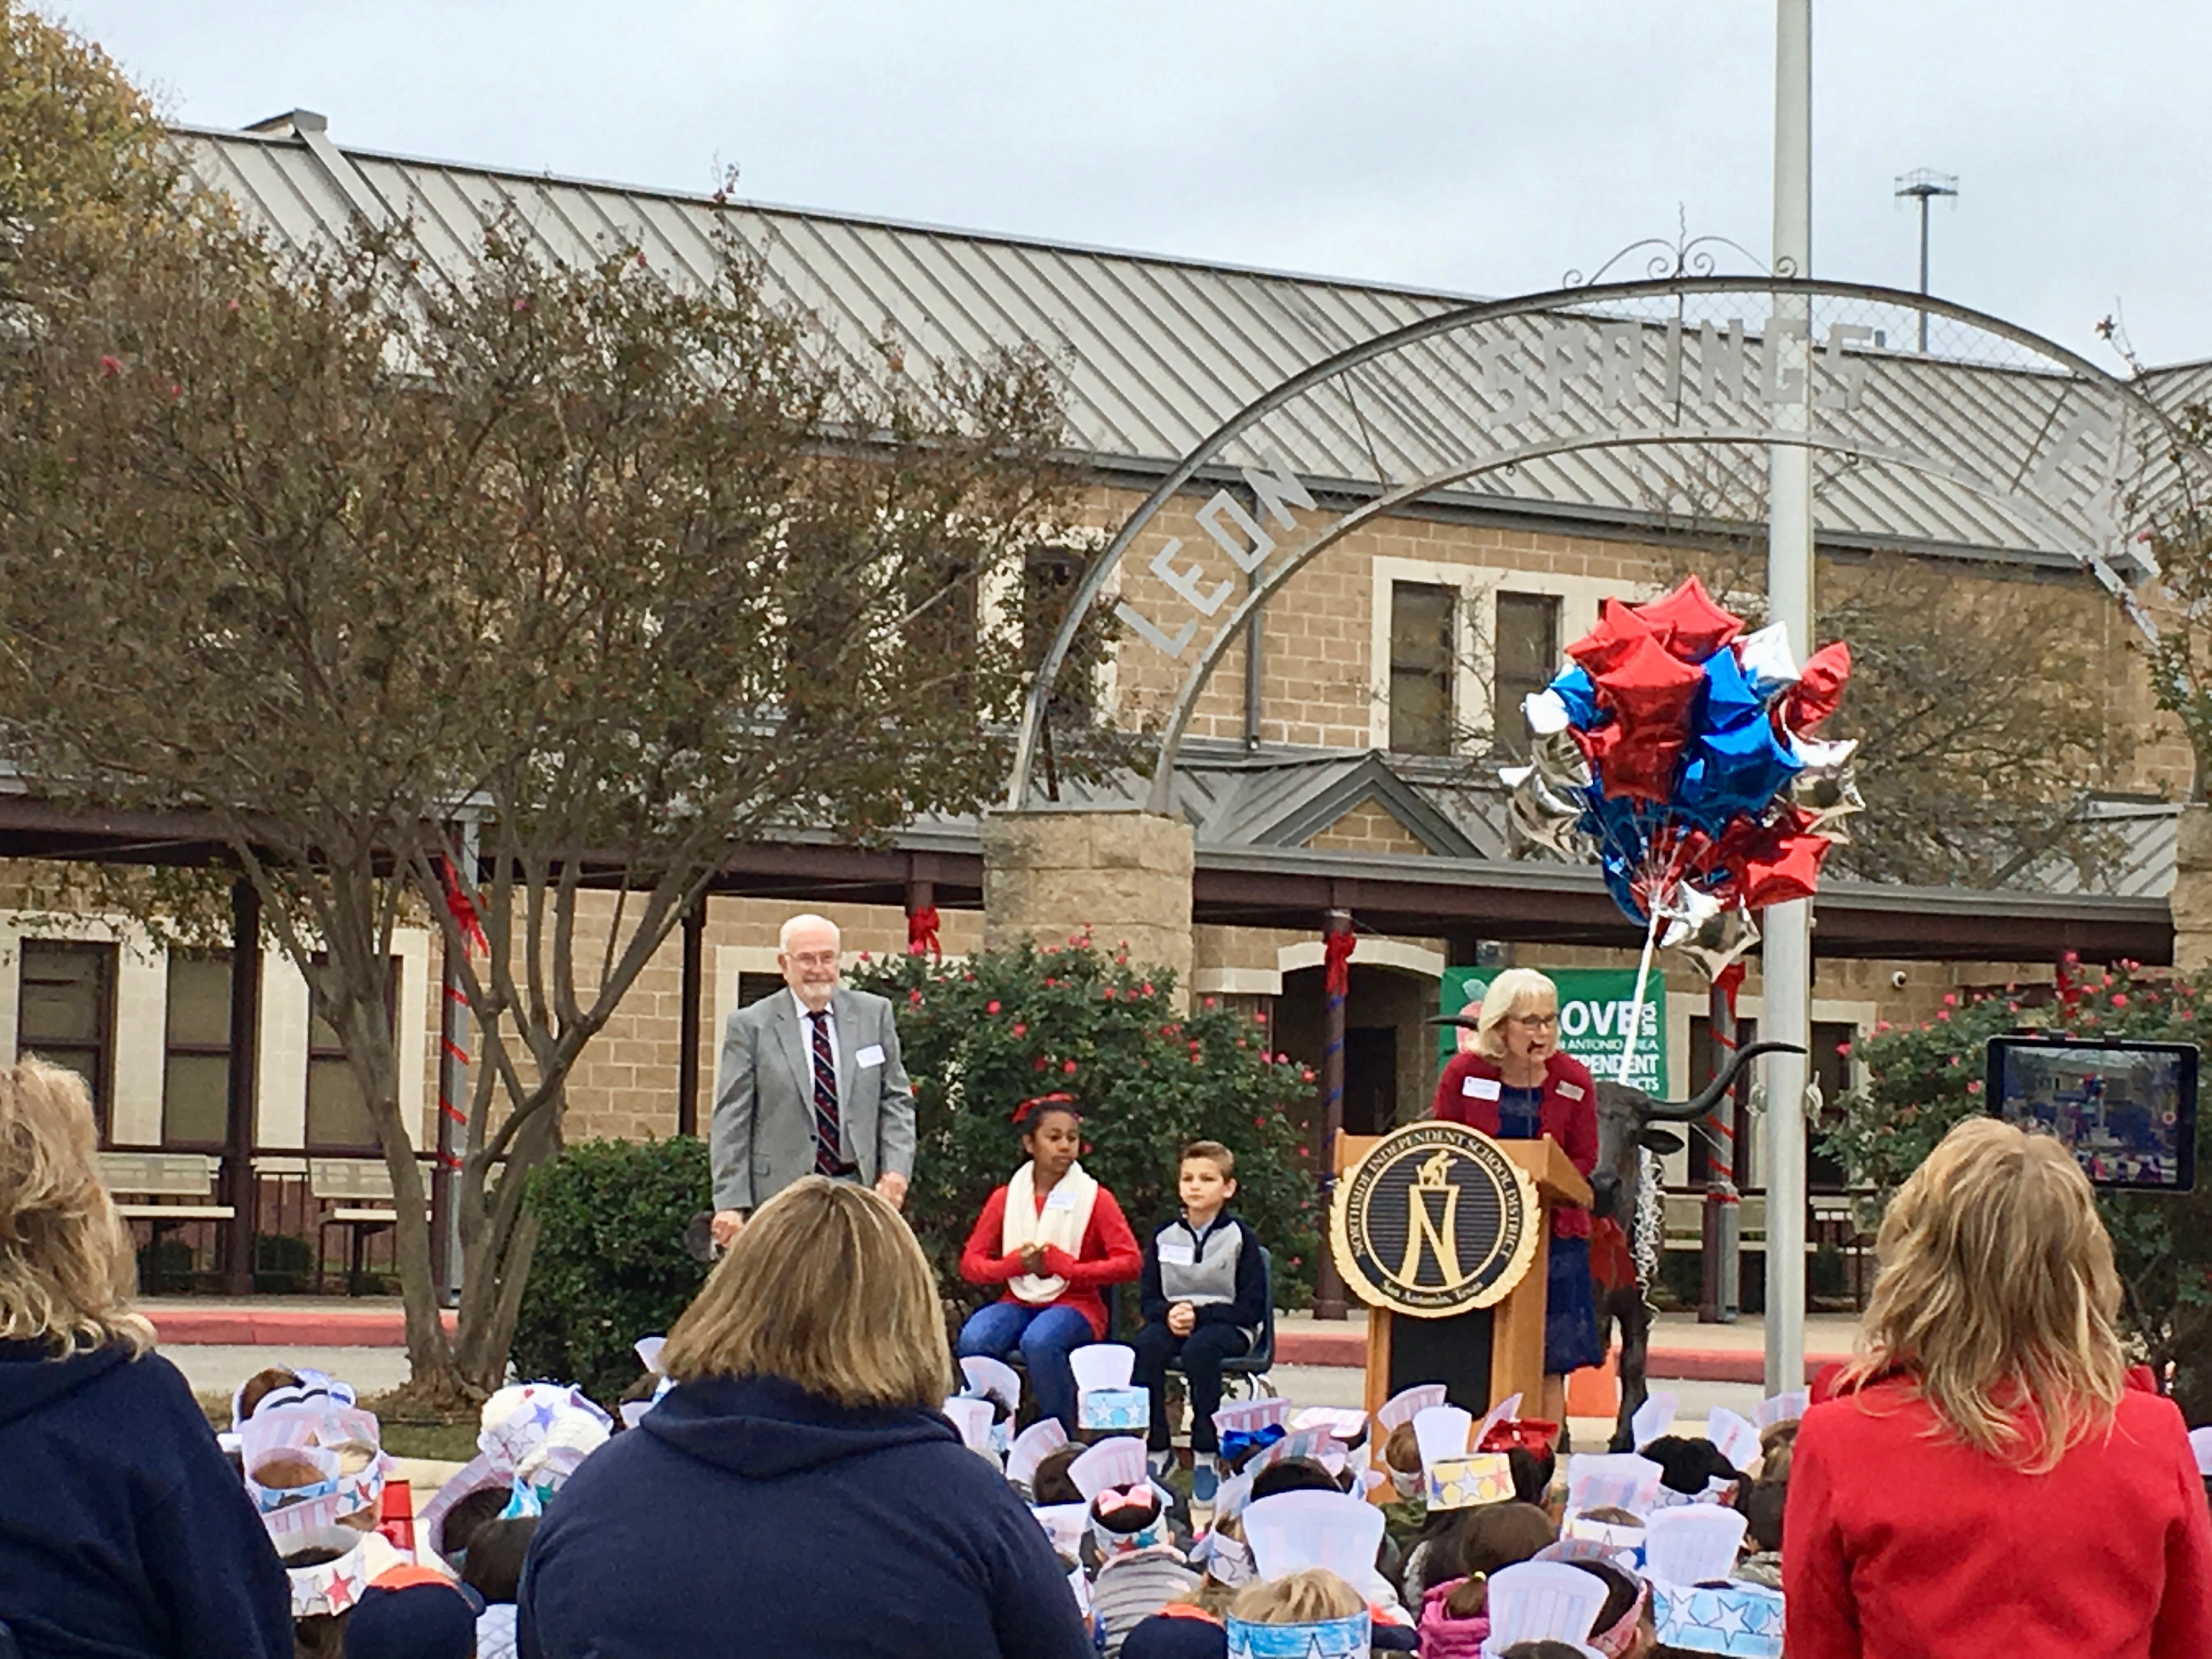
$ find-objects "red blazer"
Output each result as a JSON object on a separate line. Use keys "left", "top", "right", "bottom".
{"left": 1785, "top": 1376, "right": 2212, "bottom": 1659}
{"left": 1430, "top": 1049, "right": 1599, "bottom": 1239}
{"left": 958, "top": 1182, "right": 1142, "bottom": 1340}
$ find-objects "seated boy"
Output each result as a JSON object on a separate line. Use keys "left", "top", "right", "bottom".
{"left": 1131, "top": 1141, "right": 1266, "bottom": 1496}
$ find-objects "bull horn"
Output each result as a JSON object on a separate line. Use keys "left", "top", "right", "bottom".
{"left": 1637, "top": 1040, "right": 1805, "bottom": 1121}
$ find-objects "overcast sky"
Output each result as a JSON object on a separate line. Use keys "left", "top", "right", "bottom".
{"left": 54, "top": 1, "right": 2212, "bottom": 366}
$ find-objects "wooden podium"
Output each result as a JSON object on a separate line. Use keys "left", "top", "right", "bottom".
{"left": 1335, "top": 1131, "right": 1592, "bottom": 1418}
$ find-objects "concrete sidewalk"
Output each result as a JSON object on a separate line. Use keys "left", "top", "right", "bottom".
{"left": 149, "top": 1296, "right": 1859, "bottom": 1384}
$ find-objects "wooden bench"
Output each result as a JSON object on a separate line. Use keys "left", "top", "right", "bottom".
{"left": 311, "top": 1158, "right": 402, "bottom": 1295}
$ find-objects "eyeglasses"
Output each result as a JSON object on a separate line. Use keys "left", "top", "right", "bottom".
{"left": 1504, "top": 1012, "right": 1559, "bottom": 1029}
{"left": 785, "top": 951, "right": 839, "bottom": 969}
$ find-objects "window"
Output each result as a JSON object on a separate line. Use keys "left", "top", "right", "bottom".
{"left": 306, "top": 961, "right": 397, "bottom": 1150}
{"left": 735, "top": 972, "right": 786, "bottom": 1011}
{"left": 1389, "top": 582, "right": 1456, "bottom": 755}
{"left": 163, "top": 952, "right": 233, "bottom": 1148}
{"left": 1492, "top": 591, "right": 1561, "bottom": 759}
{"left": 908, "top": 560, "right": 979, "bottom": 707}
{"left": 17, "top": 940, "right": 116, "bottom": 1137}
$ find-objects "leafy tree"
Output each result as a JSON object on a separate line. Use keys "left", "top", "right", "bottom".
{"left": 850, "top": 937, "right": 1321, "bottom": 1308}
{"left": 1824, "top": 962, "right": 2212, "bottom": 1421}
{"left": 0, "top": 105, "right": 1122, "bottom": 1400}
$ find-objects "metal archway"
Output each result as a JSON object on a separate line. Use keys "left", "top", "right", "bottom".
{"left": 1007, "top": 274, "right": 2197, "bottom": 811}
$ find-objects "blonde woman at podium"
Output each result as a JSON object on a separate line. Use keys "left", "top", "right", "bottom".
{"left": 1429, "top": 967, "right": 1603, "bottom": 1427}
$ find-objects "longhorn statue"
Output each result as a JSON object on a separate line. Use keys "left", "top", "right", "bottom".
{"left": 1426, "top": 1021, "right": 1802, "bottom": 1451}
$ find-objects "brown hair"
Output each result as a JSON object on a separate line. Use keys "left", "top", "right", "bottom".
{"left": 1383, "top": 1421, "right": 1423, "bottom": 1473}
{"left": 1837, "top": 1116, "right": 2126, "bottom": 1472}
{"left": 0, "top": 1057, "right": 151, "bottom": 1355}
{"left": 1181, "top": 1140, "right": 1236, "bottom": 1178}
{"left": 1228, "top": 1567, "right": 1364, "bottom": 1624}
{"left": 1442, "top": 1501, "right": 1558, "bottom": 1618}
{"left": 659, "top": 1176, "right": 952, "bottom": 1408}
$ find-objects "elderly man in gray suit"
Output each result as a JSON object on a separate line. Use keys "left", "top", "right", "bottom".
{"left": 708, "top": 913, "right": 917, "bottom": 1247}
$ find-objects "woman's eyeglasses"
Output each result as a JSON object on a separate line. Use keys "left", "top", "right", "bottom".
{"left": 1504, "top": 1012, "right": 1559, "bottom": 1030}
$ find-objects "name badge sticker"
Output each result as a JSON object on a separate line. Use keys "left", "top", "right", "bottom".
{"left": 855, "top": 1043, "right": 885, "bottom": 1068}
{"left": 1463, "top": 1076, "right": 1503, "bottom": 1101}
{"left": 1158, "top": 1242, "right": 1198, "bottom": 1267}
{"left": 1557, "top": 1081, "right": 1584, "bottom": 1101}
{"left": 1043, "top": 1188, "right": 1078, "bottom": 1212}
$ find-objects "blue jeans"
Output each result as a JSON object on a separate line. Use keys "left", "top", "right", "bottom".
{"left": 957, "top": 1301, "right": 1096, "bottom": 1431}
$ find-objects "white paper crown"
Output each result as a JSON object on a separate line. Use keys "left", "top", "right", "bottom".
{"left": 1412, "top": 1404, "right": 1473, "bottom": 1472}
{"left": 1645, "top": 1503, "right": 1750, "bottom": 1586}
{"left": 633, "top": 1335, "right": 666, "bottom": 1373}
{"left": 1375, "top": 1383, "right": 1448, "bottom": 1432}
{"left": 1480, "top": 1560, "right": 1609, "bottom": 1658}
{"left": 1473, "top": 1391, "right": 1524, "bottom": 1449}
{"left": 1753, "top": 1389, "right": 1807, "bottom": 1429}
{"left": 1706, "top": 1407, "right": 1763, "bottom": 1474}
{"left": 283, "top": 1527, "right": 382, "bottom": 1620}
{"left": 1226, "top": 1611, "right": 1370, "bottom": 1659}
{"left": 1652, "top": 1581, "right": 1786, "bottom": 1658}
{"left": 960, "top": 1355, "right": 1023, "bottom": 1413}
{"left": 1007, "top": 1418, "right": 1069, "bottom": 1489}
{"left": 1211, "top": 1470, "right": 1257, "bottom": 1522}
{"left": 1068, "top": 1343, "right": 1137, "bottom": 1394}
{"left": 1245, "top": 1426, "right": 1341, "bottom": 1479}
{"left": 941, "top": 1395, "right": 998, "bottom": 1457}
{"left": 1291, "top": 1406, "right": 1370, "bottom": 1443}
{"left": 1068, "top": 1435, "right": 1148, "bottom": 1499}
{"left": 2191, "top": 1426, "right": 2212, "bottom": 1478}
{"left": 1216, "top": 1395, "right": 1295, "bottom": 1437}
{"left": 1240, "top": 1489, "right": 1385, "bottom": 1584}
{"left": 1031, "top": 1501, "right": 1090, "bottom": 1559}
{"left": 1630, "top": 1388, "right": 1679, "bottom": 1449}
{"left": 1565, "top": 1452, "right": 1665, "bottom": 1517}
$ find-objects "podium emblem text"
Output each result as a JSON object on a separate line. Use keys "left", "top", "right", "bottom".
{"left": 1329, "top": 1122, "right": 1541, "bottom": 1317}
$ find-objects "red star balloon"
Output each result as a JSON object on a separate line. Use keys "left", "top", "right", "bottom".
{"left": 1786, "top": 641, "right": 1852, "bottom": 732}
{"left": 1593, "top": 633, "right": 1705, "bottom": 731}
{"left": 1582, "top": 723, "right": 1685, "bottom": 802}
{"left": 1635, "top": 575, "right": 1743, "bottom": 662}
{"left": 1566, "top": 596, "right": 1666, "bottom": 676}
{"left": 1742, "top": 828, "right": 1832, "bottom": 909}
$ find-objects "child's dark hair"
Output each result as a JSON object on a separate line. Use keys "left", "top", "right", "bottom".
{"left": 1090, "top": 1485, "right": 1163, "bottom": 1538}
{"left": 1015, "top": 1092, "right": 1081, "bottom": 1136}
{"left": 1503, "top": 1442, "right": 1555, "bottom": 1506}
{"left": 1641, "top": 1434, "right": 1742, "bottom": 1496}
{"left": 460, "top": 1516, "right": 538, "bottom": 1604}
{"left": 1566, "top": 1558, "right": 1645, "bottom": 1640}
{"left": 1180, "top": 1140, "right": 1235, "bottom": 1178}
{"left": 1500, "top": 1644, "right": 1594, "bottom": 1659}
{"left": 1031, "top": 1443, "right": 1085, "bottom": 1506}
{"left": 1737, "top": 1477, "right": 1787, "bottom": 1554}
{"left": 1441, "top": 1502, "right": 1557, "bottom": 1618}
{"left": 292, "top": 1612, "right": 348, "bottom": 1658}
{"left": 437, "top": 1486, "right": 510, "bottom": 1561}
{"left": 1250, "top": 1457, "right": 1340, "bottom": 1502}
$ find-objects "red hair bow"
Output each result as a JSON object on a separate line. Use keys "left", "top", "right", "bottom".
{"left": 1480, "top": 1417, "right": 1560, "bottom": 1458}
{"left": 1012, "top": 1091, "right": 1075, "bottom": 1125}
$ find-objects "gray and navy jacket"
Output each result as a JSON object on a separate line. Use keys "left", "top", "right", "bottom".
{"left": 1138, "top": 1211, "right": 1266, "bottom": 1339}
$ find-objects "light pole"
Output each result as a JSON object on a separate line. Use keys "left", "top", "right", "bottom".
{"left": 1765, "top": 0, "right": 1814, "bottom": 1396}
{"left": 1894, "top": 169, "right": 1958, "bottom": 352}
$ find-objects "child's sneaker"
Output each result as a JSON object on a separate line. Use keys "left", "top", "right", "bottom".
{"left": 1190, "top": 1461, "right": 1220, "bottom": 1504}
{"left": 1146, "top": 1446, "right": 1177, "bottom": 1482}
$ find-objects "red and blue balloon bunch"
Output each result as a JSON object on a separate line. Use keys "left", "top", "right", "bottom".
{"left": 1506, "top": 576, "right": 1859, "bottom": 955}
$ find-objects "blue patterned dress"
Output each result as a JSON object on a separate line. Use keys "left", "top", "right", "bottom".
{"left": 1499, "top": 1084, "right": 1604, "bottom": 1375}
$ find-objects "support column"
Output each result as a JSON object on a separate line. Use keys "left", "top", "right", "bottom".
{"left": 1763, "top": 0, "right": 1814, "bottom": 1394}
{"left": 1699, "top": 964, "right": 1744, "bottom": 1324}
{"left": 2174, "top": 805, "right": 2212, "bottom": 972}
{"left": 678, "top": 897, "right": 706, "bottom": 1137}
{"left": 219, "top": 878, "right": 262, "bottom": 1296}
{"left": 980, "top": 809, "right": 1193, "bottom": 998}
{"left": 1312, "top": 908, "right": 1354, "bottom": 1321}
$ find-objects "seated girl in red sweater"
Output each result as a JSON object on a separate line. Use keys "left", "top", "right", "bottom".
{"left": 957, "top": 1094, "right": 1142, "bottom": 1432}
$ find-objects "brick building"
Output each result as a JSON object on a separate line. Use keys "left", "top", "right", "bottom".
{"left": 8, "top": 111, "right": 2194, "bottom": 1286}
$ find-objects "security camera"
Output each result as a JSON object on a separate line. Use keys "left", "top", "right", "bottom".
{"left": 1889, "top": 969, "right": 1910, "bottom": 989}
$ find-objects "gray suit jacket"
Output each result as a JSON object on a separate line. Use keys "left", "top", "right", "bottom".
{"left": 708, "top": 986, "right": 917, "bottom": 1214}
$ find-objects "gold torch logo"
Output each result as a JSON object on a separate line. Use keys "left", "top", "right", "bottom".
{"left": 1398, "top": 1149, "right": 1468, "bottom": 1290}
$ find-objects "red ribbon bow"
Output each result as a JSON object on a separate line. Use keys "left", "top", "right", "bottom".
{"left": 1012, "top": 1091, "right": 1075, "bottom": 1125}
{"left": 437, "top": 857, "right": 488, "bottom": 956}
{"left": 1323, "top": 929, "right": 1357, "bottom": 997}
{"left": 907, "top": 904, "right": 941, "bottom": 959}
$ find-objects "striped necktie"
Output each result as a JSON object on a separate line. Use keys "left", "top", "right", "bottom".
{"left": 808, "top": 1009, "right": 842, "bottom": 1177}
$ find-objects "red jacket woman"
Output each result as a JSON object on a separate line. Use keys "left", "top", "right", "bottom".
{"left": 1784, "top": 1117, "right": 2212, "bottom": 1659}
{"left": 1430, "top": 1047, "right": 1600, "bottom": 1242}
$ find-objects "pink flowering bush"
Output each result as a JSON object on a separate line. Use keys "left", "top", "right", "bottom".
{"left": 1826, "top": 960, "right": 2212, "bottom": 1411}
{"left": 852, "top": 938, "right": 1319, "bottom": 1306}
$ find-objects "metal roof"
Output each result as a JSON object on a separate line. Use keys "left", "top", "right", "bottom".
{"left": 178, "top": 116, "right": 2194, "bottom": 567}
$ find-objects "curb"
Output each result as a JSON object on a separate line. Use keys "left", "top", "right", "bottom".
{"left": 149, "top": 1308, "right": 452, "bottom": 1347}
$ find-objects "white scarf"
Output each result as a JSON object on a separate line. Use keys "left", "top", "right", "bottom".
{"left": 1002, "top": 1159, "right": 1099, "bottom": 1304}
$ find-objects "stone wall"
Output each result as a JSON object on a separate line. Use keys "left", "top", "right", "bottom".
{"left": 978, "top": 809, "right": 1195, "bottom": 1000}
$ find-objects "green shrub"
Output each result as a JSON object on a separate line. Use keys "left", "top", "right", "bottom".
{"left": 851, "top": 936, "right": 1320, "bottom": 1307}
{"left": 512, "top": 1135, "right": 711, "bottom": 1404}
{"left": 253, "top": 1231, "right": 315, "bottom": 1294}
{"left": 1824, "top": 961, "right": 2212, "bottom": 1417}
{"left": 136, "top": 1234, "right": 194, "bottom": 1293}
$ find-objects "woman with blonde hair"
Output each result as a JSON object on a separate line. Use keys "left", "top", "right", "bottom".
{"left": 518, "top": 1175, "right": 1091, "bottom": 1658}
{"left": 1430, "top": 968, "right": 1602, "bottom": 1425}
{"left": 0, "top": 1057, "right": 291, "bottom": 1657}
{"left": 1786, "top": 1116, "right": 2212, "bottom": 1659}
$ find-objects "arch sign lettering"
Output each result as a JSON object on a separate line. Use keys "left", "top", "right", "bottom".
{"left": 1008, "top": 275, "right": 2193, "bottom": 812}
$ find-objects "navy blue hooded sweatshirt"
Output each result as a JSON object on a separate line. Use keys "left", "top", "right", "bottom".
{"left": 517, "top": 1372, "right": 1092, "bottom": 1659}
{"left": 0, "top": 1339, "right": 292, "bottom": 1659}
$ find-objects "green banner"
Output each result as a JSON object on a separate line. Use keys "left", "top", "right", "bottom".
{"left": 1440, "top": 967, "right": 1667, "bottom": 1094}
